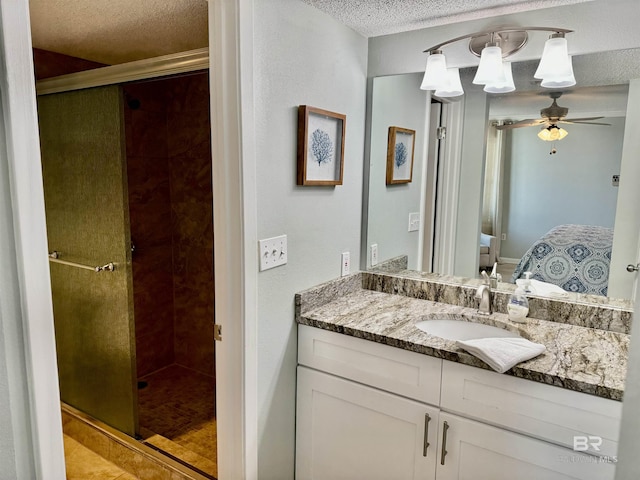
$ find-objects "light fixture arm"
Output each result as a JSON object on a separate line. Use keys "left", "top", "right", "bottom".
{"left": 423, "top": 26, "right": 573, "bottom": 54}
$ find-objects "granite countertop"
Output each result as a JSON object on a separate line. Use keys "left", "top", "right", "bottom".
{"left": 296, "top": 274, "right": 629, "bottom": 401}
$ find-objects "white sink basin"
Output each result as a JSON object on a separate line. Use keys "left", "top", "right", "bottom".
{"left": 415, "top": 319, "right": 522, "bottom": 342}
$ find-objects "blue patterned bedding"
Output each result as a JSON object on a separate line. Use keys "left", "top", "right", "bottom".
{"left": 511, "top": 224, "right": 613, "bottom": 296}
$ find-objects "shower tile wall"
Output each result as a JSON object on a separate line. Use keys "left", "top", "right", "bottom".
{"left": 125, "top": 73, "right": 215, "bottom": 378}
{"left": 125, "top": 80, "right": 175, "bottom": 377}
{"left": 166, "top": 74, "right": 215, "bottom": 376}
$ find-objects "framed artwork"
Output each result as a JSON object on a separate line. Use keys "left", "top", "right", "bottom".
{"left": 386, "top": 126, "right": 416, "bottom": 185}
{"left": 297, "top": 105, "right": 346, "bottom": 186}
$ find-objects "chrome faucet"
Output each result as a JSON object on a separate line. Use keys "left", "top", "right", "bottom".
{"left": 476, "top": 271, "right": 493, "bottom": 315}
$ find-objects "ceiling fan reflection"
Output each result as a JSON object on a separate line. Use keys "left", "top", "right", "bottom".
{"left": 495, "top": 91, "right": 612, "bottom": 131}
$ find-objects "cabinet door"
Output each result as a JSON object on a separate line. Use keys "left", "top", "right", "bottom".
{"left": 296, "top": 366, "right": 439, "bottom": 480}
{"left": 436, "top": 412, "right": 616, "bottom": 480}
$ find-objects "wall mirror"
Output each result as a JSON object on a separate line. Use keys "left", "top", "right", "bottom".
{"left": 362, "top": 48, "right": 640, "bottom": 303}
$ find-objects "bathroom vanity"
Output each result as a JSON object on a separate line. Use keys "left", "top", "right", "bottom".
{"left": 294, "top": 268, "right": 629, "bottom": 480}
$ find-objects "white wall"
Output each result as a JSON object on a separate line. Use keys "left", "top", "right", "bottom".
{"left": 0, "top": 1, "right": 65, "bottom": 478}
{"left": 253, "top": 0, "right": 367, "bottom": 478}
{"left": 616, "top": 252, "right": 640, "bottom": 478}
{"left": 0, "top": 109, "right": 30, "bottom": 480}
{"left": 609, "top": 79, "right": 640, "bottom": 299}
{"left": 500, "top": 117, "right": 625, "bottom": 259}
{"left": 366, "top": 73, "right": 428, "bottom": 269}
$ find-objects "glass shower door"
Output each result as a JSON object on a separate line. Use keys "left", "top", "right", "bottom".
{"left": 38, "top": 86, "right": 138, "bottom": 436}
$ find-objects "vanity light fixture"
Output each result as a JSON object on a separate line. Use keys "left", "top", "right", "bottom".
{"left": 421, "top": 27, "right": 575, "bottom": 97}
{"left": 537, "top": 124, "right": 569, "bottom": 142}
{"left": 434, "top": 68, "right": 465, "bottom": 97}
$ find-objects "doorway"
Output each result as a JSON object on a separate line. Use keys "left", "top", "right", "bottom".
{"left": 37, "top": 71, "right": 218, "bottom": 478}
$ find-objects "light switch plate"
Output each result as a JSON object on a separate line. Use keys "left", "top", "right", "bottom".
{"left": 370, "top": 244, "right": 378, "bottom": 267}
{"left": 408, "top": 212, "right": 420, "bottom": 232}
{"left": 259, "top": 235, "right": 287, "bottom": 271}
{"left": 341, "top": 252, "right": 350, "bottom": 276}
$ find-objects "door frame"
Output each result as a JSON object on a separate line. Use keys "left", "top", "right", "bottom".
{"left": 209, "top": 0, "right": 258, "bottom": 478}
{"left": 0, "top": 1, "right": 66, "bottom": 477}
{"left": 0, "top": 0, "right": 256, "bottom": 478}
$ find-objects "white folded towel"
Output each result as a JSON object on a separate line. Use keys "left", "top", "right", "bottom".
{"left": 529, "top": 279, "right": 568, "bottom": 298}
{"left": 456, "top": 337, "right": 546, "bottom": 373}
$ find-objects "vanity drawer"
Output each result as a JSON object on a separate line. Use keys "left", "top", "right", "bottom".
{"left": 298, "top": 325, "right": 442, "bottom": 405}
{"left": 441, "top": 361, "right": 622, "bottom": 457}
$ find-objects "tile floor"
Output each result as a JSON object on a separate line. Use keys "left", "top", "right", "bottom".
{"left": 64, "top": 434, "right": 138, "bottom": 480}
{"left": 138, "top": 364, "right": 217, "bottom": 478}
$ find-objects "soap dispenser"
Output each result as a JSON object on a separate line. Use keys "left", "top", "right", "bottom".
{"left": 508, "top": 279, "right": 529, "bottom": 323}
{"left": 519, "top": 272, "right": 533, "bottom": 294}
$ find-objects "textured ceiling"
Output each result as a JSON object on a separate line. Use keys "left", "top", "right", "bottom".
{"left": 28, "top": 0, "right": 598, "bottom": 65}
{"left": 29, "top": 0, "right": 208, "bottom": 65}
{"left": 299, "top": 0, "right": 596, "bottom": 37}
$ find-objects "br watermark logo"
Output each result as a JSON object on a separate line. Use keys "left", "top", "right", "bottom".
{"left": 560, "top": 436, "right": 618, "bottom": 464}
{"left": 573, "top": 435, "right": 602, "bottom": 452}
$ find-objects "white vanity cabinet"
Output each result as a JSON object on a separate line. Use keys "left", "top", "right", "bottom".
{"left": 296, "top": 325, "right": 620, "bottom": 480}
{"left": 296, "top": 366, "right": 440, "bottom": 480}
{"left": 436, "top": 412, "right": 616, "bottom": 480}
{"left": 296, "top": 325, "right": 442, "bottom": 480}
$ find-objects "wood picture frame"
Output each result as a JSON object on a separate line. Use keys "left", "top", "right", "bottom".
{"left": 386, "top": 126, "right": 416, "bottom": 185}
{"left": 297, "top": 105, "right": 346, "bottom": 186}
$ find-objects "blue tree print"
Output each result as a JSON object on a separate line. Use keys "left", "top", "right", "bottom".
{"left": 311, "top": 129, "right": 333, "bottom": 166}
{"left": 395, "top": 142, "right": 408, "bottom": 168}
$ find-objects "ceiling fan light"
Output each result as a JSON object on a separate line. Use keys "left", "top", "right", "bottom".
{"left": 473, "top": 45, "right": 506, "bottom": 85}
{"left": 538, "top": 125, "right": 568, "bottom": 141}
{"left": 535, "top": 35, "right": 572, "bottom": 79}
{"left": 484, "top": 61, "right": 516, "bottom": 94}
{"left": 420, "top": 52, "right": 448, "bottom": 90}
{"left": 434, "top": 68, "right": 464, "bottom": 97}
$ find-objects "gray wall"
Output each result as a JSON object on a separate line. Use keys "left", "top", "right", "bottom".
{"left": 500, "top": 117, "right": 625, "bottom": 260}
{"left": 253, "top": 0, "right": 367, "bottom": 478}
{"left": 366, "top": 73, "right": 428, "bottom": 270}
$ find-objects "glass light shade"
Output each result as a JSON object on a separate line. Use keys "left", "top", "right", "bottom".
{"left": 473, "top": 46, "right": 506, "bottom": 85}
{"left": 420, "top": 53, "right": 448, "bottom": 90}
{"left": 434, "top": 68, "right": 464, "bottom": 97}
{"left": 484, "top": 62, "right": 516, "bottom": 94}
{"left": 540, "top": 57, "right": 576, "bottom": 88}
{"left": 534, "top": 36, "right": 573, "bottom": 79}
{"left": 537, "top": 125, "right": 569, "bottom": 141}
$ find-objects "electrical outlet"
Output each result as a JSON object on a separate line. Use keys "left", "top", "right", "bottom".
{"left": 370, "top": 244, "right": 379, "bottom": 267}
{"left": 612, "top": 175, "right": 620, "bottom": 186}
{"left": 258, "top": 235, "right": 287, "bottom": 271}
{"left": 341, "top": 252, "right": 350, "bottom": 276}
{"left": 408, "top": 212, "right": 420, "bottom": 232}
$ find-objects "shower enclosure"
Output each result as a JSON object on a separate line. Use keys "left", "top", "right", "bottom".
{"left": 38, "top": 70, "right": 217, "bottom": 477}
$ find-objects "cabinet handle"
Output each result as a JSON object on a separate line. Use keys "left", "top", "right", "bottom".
{"left": 423, "top": 413, "right": 431, "bottom": 457}
{"left": 440, "top": 421, "right": 449, "bottom": 465}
